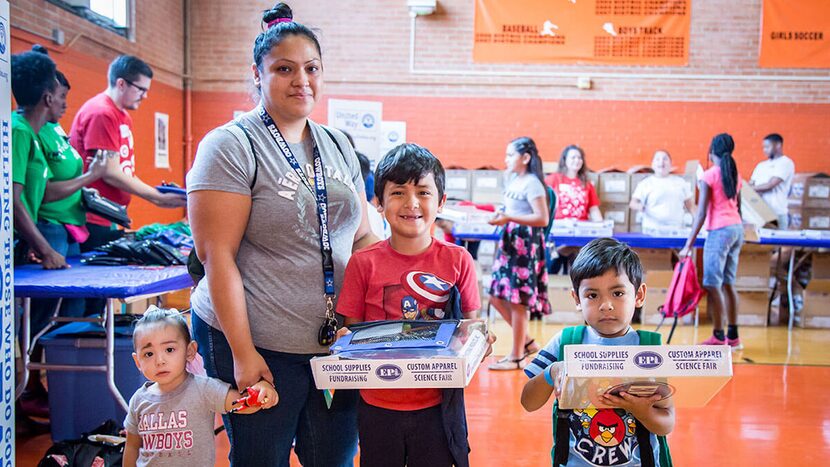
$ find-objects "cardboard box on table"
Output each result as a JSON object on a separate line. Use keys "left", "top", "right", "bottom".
{"left": 445, "top": 170, "right": 472, "bottom": 201}
{"left": 311, "top": 320, "right": 489, "bottom": 389}
{"left": 600, "top": 203, "right": 630, "bottom": 233}
{"left": 597, "top": 170, "right": 631, "bottom": 204}
{"left": 790, "top": 173, "right": 830, "bottom": 209}
{"left": 740, "top": 183, "right": 778, "bottom": 228}
{"left": 471, "top": 170, "right": 504, "bottom": 204}
{"left": 790, "top": 207, "right": 830, "bottom": 231}
{"left": 559, "top": 345, "right": 732, "bottom": 409}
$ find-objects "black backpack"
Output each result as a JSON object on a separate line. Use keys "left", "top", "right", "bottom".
{"left": 187, "top": 120, "right": 348, "bottom": 284}
{"left": 38, "top": 420, "right": 124, "bottom": 467}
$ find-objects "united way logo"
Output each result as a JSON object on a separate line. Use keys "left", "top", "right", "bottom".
{"left": 633, "top": 351, "right": 663, "bottom": 369}
{"left": 387, "top": 131, "right": 400, "bottom": 143}
{"left": 401, "top": 271, "right": 452, "bottom": 309}
{"left": 0, "top": 22, "right": 6, "bottom": 55}
{"left": 361, "top": 113, "right": 375, "bottom": 129}
{"left": 376, "top": 364, "right": 402, "bottom": 381}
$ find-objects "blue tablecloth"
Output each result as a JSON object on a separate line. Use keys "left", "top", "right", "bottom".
{"left": 14, "top": 258, "right": 193, "bottom": 299}
{"left": 452, "top": 230, "right": 706, "bottom": 249}
{"left": 756, "top": 237, "right": 830, "bottom": 248}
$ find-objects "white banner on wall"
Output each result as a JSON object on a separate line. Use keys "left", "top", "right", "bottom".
{"left": 154, "top": 112, "right": 169, "bottom": 169}
{"left": 379, "top": 121, "right": 407, "bottom": 160}
{"left": 327, "top": 99, "right": 382, "bottom": 163}
{"left": 0, "top": 0, "right": 15, "bottom": 461}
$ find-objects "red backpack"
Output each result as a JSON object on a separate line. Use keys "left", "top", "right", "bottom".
{"left": 656, "top": 256, "right": 705, "bottom": 343}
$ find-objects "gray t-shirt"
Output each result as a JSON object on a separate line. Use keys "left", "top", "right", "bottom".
{"left": 186, "top": 109, "right": 363, "bottom": 354}
{"left": 124, "top": 374, "right": 230, "bottom": 467}
{"left": 503, "top": 173, "right": 547, "bottom": 216}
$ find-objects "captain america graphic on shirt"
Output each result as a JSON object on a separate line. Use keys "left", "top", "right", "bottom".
{"left": 384, "top": 271, "right": 453, "bottom": 320}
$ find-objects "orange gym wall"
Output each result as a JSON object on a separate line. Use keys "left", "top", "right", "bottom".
{"left": 192, "top": 92, "right": 830, "bottom": 178}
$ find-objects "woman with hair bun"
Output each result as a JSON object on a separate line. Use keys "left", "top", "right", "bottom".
{"left": 187, "top": 3, "right": 376, "bottom": 465}
{"left": 488, "top": 137, "right": 551, "bottom": 370}
{"left": 681, "top": 133, "right": 744, "bottom": 349}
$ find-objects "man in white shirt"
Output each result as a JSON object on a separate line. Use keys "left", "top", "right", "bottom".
{"left": 750, "top": 134, "right": 795, "bottom": 229}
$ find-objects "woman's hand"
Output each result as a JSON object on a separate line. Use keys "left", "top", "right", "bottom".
{"left": 678, "top": 246, "right": 692, "bottom": 258}
{"left": 232, "top": 349, "right": 274, "bottom": 393}
{"left": 488, "top": 212, "right": 511, "bottom": 226}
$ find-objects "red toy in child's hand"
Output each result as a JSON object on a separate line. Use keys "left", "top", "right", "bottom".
{"left": 229, "top": 386, "right": 262, "bottom": 413}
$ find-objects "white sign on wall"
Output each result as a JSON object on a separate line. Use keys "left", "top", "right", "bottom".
{"left": 0, "top": 0, "right": 16, "bottom": 461}
{"left": 327, "top": 99, "right": 382, "bottom": 163}
{"left": 154, "top": 112, "right": 169, "bottom": 169}
{"left": 379, "top": 121, "right": 407, "bottom": 161}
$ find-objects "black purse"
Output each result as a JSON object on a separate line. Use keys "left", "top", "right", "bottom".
{"left": 81, "top": 188, "right": 131, "bottom": 228}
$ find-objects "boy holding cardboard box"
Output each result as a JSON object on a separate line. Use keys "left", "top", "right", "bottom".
{"left": 337, "top": 144, "right": 482, "bottom": 467}
{"left": 522, "top": 238, "right": 675, "bottom": 466}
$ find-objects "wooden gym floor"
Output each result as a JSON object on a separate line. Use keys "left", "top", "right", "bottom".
{"left": 17, "top": 321, "right": 830, "bottom": 465}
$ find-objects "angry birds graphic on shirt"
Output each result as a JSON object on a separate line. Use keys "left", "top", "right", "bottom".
{"left": 570, "top": 408, "right": 641, "bottom": 465}
{"left": 383, "top": 271, "right": 454, "bottom": 320}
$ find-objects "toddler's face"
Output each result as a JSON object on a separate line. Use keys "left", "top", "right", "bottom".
{"left": 572, "top": 269, "right": 645, "bottom": 338}
{"left": 132, "top": 323, "right": 196, "bottom": 392}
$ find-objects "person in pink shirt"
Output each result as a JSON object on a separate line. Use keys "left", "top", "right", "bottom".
{"left": 681, "top": 133, "right": 743, "bottom": 349}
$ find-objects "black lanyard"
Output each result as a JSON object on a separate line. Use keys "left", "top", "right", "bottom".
{"left": 258, "top": 107, "right": 336, "bottom": 311}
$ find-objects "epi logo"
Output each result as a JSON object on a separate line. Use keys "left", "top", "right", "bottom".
{"left": 376, "top": 364, "right": 402, "bottom": 381}
{"left": 633, "top": 351, "right": 663, "bottom": 369}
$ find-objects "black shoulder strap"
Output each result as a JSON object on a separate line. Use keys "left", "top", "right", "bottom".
{"left": 322, "top": 126, "right": 347, "bottom": 162}
{"left": 553, "top": 408, "right": 571, "bottom": 466}
{"left": 232, "top": 120, "right": 258, "bottom": 189}
{"left": 635, "top": 420, "right": 656, "bottom": 467}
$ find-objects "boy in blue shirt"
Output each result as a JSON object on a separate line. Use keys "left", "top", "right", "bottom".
{"left": 521, "top": 238, "right": 675, "bottom": 466}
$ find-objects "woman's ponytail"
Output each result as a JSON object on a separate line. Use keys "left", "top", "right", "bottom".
{"left": 709, "top": 133, "right": 739, "bottom": 199}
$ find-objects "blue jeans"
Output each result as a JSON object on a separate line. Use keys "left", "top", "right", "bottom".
{"left": 703, "top": 223, "right": 744, "bottom": 288}
{"left": 192, "top": 312, "right": 358, "bottom": 467}
{"left": 30, "top": 222, "right": 85, "bottom": 335}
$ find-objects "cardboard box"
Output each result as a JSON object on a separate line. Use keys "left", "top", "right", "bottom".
{"left": 812, "top": 253, "right": 830, "bottom": 280}
{"left": 741, "top": 183, "right": 777, "bottom": 227}
{"left": 598, "top": 171, "right": 631, "bottom": 203}
{"left": 789, "top": 207, "right": 830, "bottom": 231}
{"left": 790, "top": 173, "right": 830, "bottom": 209}
{"left": 640, "top": 270, "right": 675, "bottom": 326}
{"left": 630, "top": 172, "right": 653, "bottom": 195}
{"left": 734, "top": 244, "right": 773, "bottom": 291}
{"left": 550, "top": 219, "right": 576, "bottom": 236}
{"left": 633, "top": 248, "right": 674, "bottom": 272}
{"left": 559, "top": 345, "right": 733, "bottom": 409}
{"left": 797, "top": 279, "right": 830, "bottom": 328}
{"left": 471, "top": 170, "right": 504, "bottom": 204}
{"left": 311, "top": 320, "right": 489, "bottom": 389}
{"left": 445, "top": 170, "right": 472, "bottom": 201}
{"left": 600, "top": 203, "right": 629, "bottom": 233}
{"left": 736, "top": 290, "right": 769, "bottom": 326}
{"left": 546, "top": 275, "right": 583, "bottom": 324}
{"left": 642, "top": 226, "right": 691, "bottom": 238}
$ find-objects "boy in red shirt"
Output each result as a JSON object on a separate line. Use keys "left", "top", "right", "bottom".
{"left": 337, "top": 144, "right": 480, "bottom": 467}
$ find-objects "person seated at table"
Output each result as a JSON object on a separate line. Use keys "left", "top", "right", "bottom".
{"left": 630, "top": 150, "right": 695, "bottom": 233}
{"left": 11, "top": 49, "right": 106, "bottom": 422}
{"left": 544, "top": 145, "right": 602, "bottom": 274}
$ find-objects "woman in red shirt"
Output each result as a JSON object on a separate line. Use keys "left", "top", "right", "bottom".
{"left": 544, "top": 145, "right": 602, "bottom": 222}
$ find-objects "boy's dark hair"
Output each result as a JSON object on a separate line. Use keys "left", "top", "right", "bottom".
{"left": 373, "top": 143, "right": 445, "bottom": 205}
{"left": 254, "top": 3, "right": 322, "bottom": 70}
{"left": 764, "top": 133, "right": 783, "bottom": 145}
{"left": 108, "top": 55, "right": 153, "bottom": 87}
{"left": 11, "top": 51, "right": 57, "bottom": 107}
{"left": 132, "top": 306, "right": 191, "bottom": 349}
{"left": 570, "top": 238, "right": 644, "bottom": 292}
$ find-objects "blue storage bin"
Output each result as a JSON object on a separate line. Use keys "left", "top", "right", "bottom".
{"left": 40, "top": 321, "right": 146, "bottom": 441}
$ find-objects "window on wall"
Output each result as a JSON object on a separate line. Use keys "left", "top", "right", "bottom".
{"left": 49, "top": 0, "right": 132, "bottom": 38}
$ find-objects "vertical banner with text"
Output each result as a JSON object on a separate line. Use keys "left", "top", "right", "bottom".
{"left": 0, "top": 0, "right": 15, "bottom": 463}
{"left": 759, "top": 0, "right": 830, "bottom": 68}
{"left": 474, "top": 0, "right": 690, "bottom": 65}
{"left": 327, "top": 99, "right": 383, "bottom": 164}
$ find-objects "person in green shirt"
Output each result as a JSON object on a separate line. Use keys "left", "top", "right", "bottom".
{"left": 12, "top": 48, "right": 107, "bottom": 425}
{"left": 11, "top": 50, "right": 105, "bottom": 270}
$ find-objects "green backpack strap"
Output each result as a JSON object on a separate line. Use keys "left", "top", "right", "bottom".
{"left": 551, "top": 326, "right": 585, "bottom": 466}
{"left": 636, "top": 329, "right": 673, "bottom": 467}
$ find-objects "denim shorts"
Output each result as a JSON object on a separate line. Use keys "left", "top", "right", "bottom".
{"left": 191, "top": 311, "right": 358, "bottom": 467}
{"left": 702, "top": 223, "right": 744, "bottom": 288}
